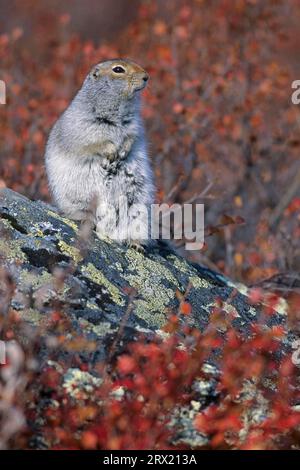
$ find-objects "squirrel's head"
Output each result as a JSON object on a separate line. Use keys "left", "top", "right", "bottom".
{"left": 88, "top": 59, "right": 149, "bottom": 100}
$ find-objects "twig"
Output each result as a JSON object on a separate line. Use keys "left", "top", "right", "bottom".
{"left": 107, "top": 289, "right": 136, "bottom": 364}
{"left": 270, "top": 165, "right": 300, "bottom": 228}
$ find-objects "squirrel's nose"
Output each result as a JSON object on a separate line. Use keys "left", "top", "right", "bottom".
{"left": 142, "top": 73, "right": 149, "bottom": 83}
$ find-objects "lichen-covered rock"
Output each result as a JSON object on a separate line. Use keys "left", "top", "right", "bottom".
{"left": 0, "top": 188, "right": 290, "bottom": 448}
{"left": 0, "top": 188, "right": 290, "bottom": 364}
{"left": 0, "top": 188, "right": 285, "bottom": 344}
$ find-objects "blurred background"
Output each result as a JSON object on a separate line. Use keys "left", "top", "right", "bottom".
{"left": 0, "top": 0, "right": 300, "bottom": 290}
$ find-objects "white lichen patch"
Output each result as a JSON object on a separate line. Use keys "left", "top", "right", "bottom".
{"left": 47, "top": 360, "right": 64, "bottom": 374}
{"left": 235, "top": 379, "right": 270, "bottom": 443}
{"left": 171, "top": 402, "right": 209, "bottom": 448}
{"left": 86, "top": 301, "right": 99, "bottom": 310}
{"left": 20, "top": 308, "right": 42, "bottom": 324}
{"left": 192, "top": 378, "right": 214, "bottom": 396}
{"left": 79, "top": 318, "right": 118, "bottom": 337}
{"left": 201, "top": 362, "right": 219, "bottom": 376}
{"left": 249, "top": 306, "right": 257, "bottom": 317}
{"left": 0, "top": 238, "right": 27, "bottom": 262}
{"left": 19, "top": 269, "right": 53, "bottom": 290}
{"left": 47, "top": 210, "right": 79, "bottom": 232}
{"left": 0, "top": 217, "right": 15, "bottom": 231}
{"left": 154, "top": 329, "right": 171, "bottom": 340}
{"left": 203, "top": 301, "right": 240, "bottom": 319}
{"left": 30, "top": 221, "right": 54, "bottom": 238}
{"left": 273, "top": 297, "right": 288, "bottom": 316}
{"left": 227, "top": 280, "right": 288, "bottom": 317}
{"left": 167, "top": 255, "right": 193, "bottom": 274}
{"left": 110, "top": 386, "right": 125, "bottom": 400}
{"left": 189, "top": 275, "right": 210, "bottom": 289}
{"left": 226, "top": 280, "right": 249, "bottom": 297}
{"left": 114, "top": 261, "right": 124, "bottom": 272}
{"left": 62, "top": 368, "right": 102, "bottom": 399}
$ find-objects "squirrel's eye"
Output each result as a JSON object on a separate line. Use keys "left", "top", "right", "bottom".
{"left": 112, "top": 66, "right": 125, "bottom": 74}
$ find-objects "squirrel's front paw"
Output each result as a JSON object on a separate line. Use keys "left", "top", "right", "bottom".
{"left": 126, "top": 239, "right": 145, "bottom": 253}
{"left": 99, "top": 140, "right": 118, "bottom": 162}
{"left": 119, "top": 135, "right": 135, "bottom": 160}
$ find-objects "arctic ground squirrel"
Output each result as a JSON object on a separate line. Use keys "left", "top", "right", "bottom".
{"left": 45, "top": 59, "right": 155, "bottom": 250}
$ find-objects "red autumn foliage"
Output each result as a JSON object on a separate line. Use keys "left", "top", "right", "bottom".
{"left": 1, "top": 0, "right": 300, "bottom": 451}
{"left": 3, "top": 304, "right": 298, "bottom": 451}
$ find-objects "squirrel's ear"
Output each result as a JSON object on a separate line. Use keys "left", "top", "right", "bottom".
{"left": 91, "top": 66, "right": 101, "bottom": 79}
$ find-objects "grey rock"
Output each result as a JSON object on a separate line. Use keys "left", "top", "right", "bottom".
{"left": 0, "top": 188, "right": 290, "bottom": 448}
